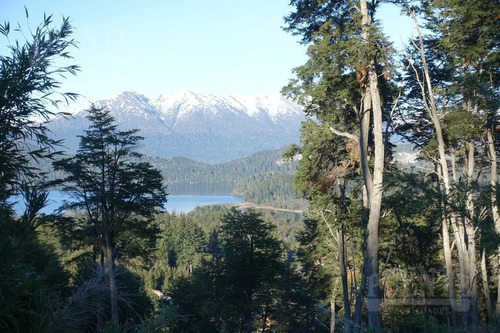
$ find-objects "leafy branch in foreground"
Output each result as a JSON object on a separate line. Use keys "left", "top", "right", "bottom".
{"left": 0, "top": 11, "right": 79, "bottom": 203}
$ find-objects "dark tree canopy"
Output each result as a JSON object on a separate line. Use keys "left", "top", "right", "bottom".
{"left": 172, "top": 208, "right": 314, "bottom": 332}
{"left": 53, "top": 105, "right": 167, "bottom": 260}
{"left": 0, "top": 13, "right": 79, "bottom": 203}
{"left": 53, "top": 105, "right": 167, "bottom": 324}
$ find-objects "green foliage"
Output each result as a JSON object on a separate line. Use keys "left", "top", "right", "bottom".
{"left": 398, "top": 0, "right": 500, "bottom": 152}
{"left": 220, "top": 209, "right": 284, "bottom": 300}
{"left": 295, "top": 218, "right": 336, "bottom": 300}
{"left": 143, "top": 207, "right": 229, "bottom": 295}
{"left": 2, "top": 3, "right": 500, "bottom": 332}
{"left": 171, "top": 209, "right": 315, "bottom": 332}
{"left": 0, "top": 11, "right": 177, "bottom": 333}
{"left": 382, "top": 170, "right": 442, "bottom": 268}
{"left": 0, "top": 12, "right": 90, "bottom": 332}
{"left": 290, "top": 119, "right": 360, "bottom": 200}
{"left": 0, "top": 215, "right": 72, "bottom": 332}
{"left": 233, "top": 173, "right": 308, "bottom": 210}
{"left": 408, "top": 313, "right": 452, "bottom": 333}
{"left": 0, "top": 12, "right": 79, "bottom": 203}
{"left": 260, "top": 210, "right": 304, "bottom": 251}
{"left": 52, "top": 106, "right": 166, "bottom": 265}
{"left": 442, "top": 109, "right": 483, "bottom": 146}
{"left": 50, "top": 105, "right": 167, "bottom": 325}
{"left": 134, "top": 305, "right": 176, "bottom": 333}
{"left": 156, "top": 213, "right": 206, "bottom": 283}
{"left": 283, "top": 0, "right": 395, "bottom": 129}
{"left": 147, "top": 147, "right": 297, "bottom": 185}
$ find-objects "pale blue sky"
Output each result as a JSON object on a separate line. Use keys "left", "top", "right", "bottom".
{"left": 2, "top": 0, "right": 412, "bottom": 110}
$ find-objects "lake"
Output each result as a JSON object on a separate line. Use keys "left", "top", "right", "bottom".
{"left": 10, "top": 185, "right": 243, "bottom": 215}
{"left": 165, "top": 195, "right": 242, "bottom": 213}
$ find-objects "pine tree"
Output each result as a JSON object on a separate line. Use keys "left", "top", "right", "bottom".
{"left": 396, "top": 0, "right": 500, "bottom": 328}
{"left": 285, "top": 119, "right": 364, "bottom": 331}
{"left": 53, "top": 105, "right": 166, "bottom": 324}
{"left": 219, "top": 209, "right": 284, "bottom": 332}
{"left": 283, "top": 0, "right": 396, "bottom": 329}
{"left": 172, "top": 209, "right": 314, "bottom": 332}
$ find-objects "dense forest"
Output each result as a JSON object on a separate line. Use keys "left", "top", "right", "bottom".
{"left": 145, "top": 148, "right": 296, "bottom": 185}
{"left": 31, "top": 146, "right": 307, "bottom": 209}
{"left": 1, "top": 1, "right": 500, "bottom": 332}
{"left": 233, "top": 173, "right": 309, "bottom": 211}
{"left": 30, "top": 146, "right": 296, "bottom": 185}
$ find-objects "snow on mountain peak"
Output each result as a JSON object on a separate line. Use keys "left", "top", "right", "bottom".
{"left": 50, "top": 90, "right": 306, "bottom": 163}
{"left": 222, "top": 94, "right": 303, "bottom": 121}
{"left": 69, "top": 90, "right": 304, "bottom": 128}
{"left": 148, "top": 91, "right": 301, "bottom": 121}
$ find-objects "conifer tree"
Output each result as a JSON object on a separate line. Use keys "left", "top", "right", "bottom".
{"left": 285, "top": 119, "right": 362, "bottom": 331}
{"left": 283, "top": 0, "right": 395, "bottom": 329}
{"left": 53, "top": 105, "right": 166, "bottom": 324}
{"left": 172, "top": 209, "right": 313, "bottom": 332}
{"left": 397, "top": 0, "right": 500, "bottom": 328}
{"left": 219, "top": 209, "right": 284, "bottom": 332}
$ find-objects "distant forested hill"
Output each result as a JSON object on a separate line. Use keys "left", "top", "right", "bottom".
{"left": 141, "top": 148, "right": 307, "bottom": 210}
{"left": 233, "top": 173, "right": 308, "bottom": 210}
{"left": 35, "top": 144, "right": 425, "bottom": 210}
{"left": 33, "top": 146, "right": 306, "bottom": 210}
{"left": 142, "top": 147, "right": 297, "bottom": 184}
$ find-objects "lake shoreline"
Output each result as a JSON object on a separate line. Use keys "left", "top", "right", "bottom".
{"left": 226, "top": 201, "right": 303, "bottom": 214}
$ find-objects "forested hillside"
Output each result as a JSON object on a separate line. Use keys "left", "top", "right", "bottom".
{"left": 233, "top": 173, "right": 308, "bottom": 210}
{"left": 32, "top": 146, "right": 306, "bottom": 208}
{"left": 145, "top": 148, "right": 307, "bottom": 209}
{"left": 144, "top": 147, "right": 296, "bottom": 184}
{"left": 2, "top": 2, "right": 500, "bottom": 333}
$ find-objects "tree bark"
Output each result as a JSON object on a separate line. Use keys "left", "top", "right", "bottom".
{"left": 354, "top": 257, "right": 366, "bottom": 331}
{"left": 481, "top": 248, "right": 494, "bottom": 323}
{"left": 105, "top": 234, "right": 119, "bottom": 325}
{"left": 409, "top": 8, "right": 466, "bottom": 328}
{"left": 331, "top": 294, "right": 336, "bottom": 333}
{"left": 486, "top": 126, "right": 500, "bottom": 319}
{"left": 464, "top": 142, "right": 479, "bottom": 329}
{"left": 338, "top": 228, "right": 351, "bottom": 332}
{"left": 359, "top": 90, "right": 373, "bottom": 205}
{"left": 438, "top": 162, "right": 458, "bottom": 326}
{"left": 359, "top": 0, "right": 384, "bottom": 329}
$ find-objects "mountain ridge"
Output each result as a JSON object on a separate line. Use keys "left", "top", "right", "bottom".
{"left": 49, "top": 90, "right": 305, "bottom": 163}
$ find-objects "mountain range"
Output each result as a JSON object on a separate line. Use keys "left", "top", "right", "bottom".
{"left": 48, "top": 90, "right": 305, "bottom": 163}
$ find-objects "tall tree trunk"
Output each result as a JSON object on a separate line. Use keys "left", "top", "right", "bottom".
{"left": 366, "top": 63, "right": 384, "bottom": 331}
{"left": 353, "top": 68, "right": 370, "bottom": 333}
{"left": 338, "top": 227, "right": 351, "bottom": 332}
{"left": 105, "top": 234, "right": 119, "bottom": 325}
{"left": 451, "top": 215, "right": 470, "bottom": 327}
{"left": 438, "top": 162, "right": 458, "bottom": 326}
{"left": 354, "top": 256, "right": 366, "bottom": 331}
{"left": 331, "top": 294, "right": 336, "bottom": 333}
{"left": 443, "top": 216, "right": 459, "bottom": 322}
{"left": 409, "top": 8, "right": 472, "bottom": 328}
{"left": 487, "top": 126, "right": 500, "bottom": 319}
{"left": 464, "top": 142, "right": 479, "bottom": 329}
{"left": 359, "top": 90, "right": 373, "bottom": 205}
{"left": 481, "top": 248, "right": 494, "bottom": 324}
{"left": 360, "top": 0, "right": 384, "bottom": 329}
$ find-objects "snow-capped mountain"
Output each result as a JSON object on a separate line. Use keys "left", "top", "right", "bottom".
{"left": 49, "top": 91, "right": 305, "bottom": 162}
